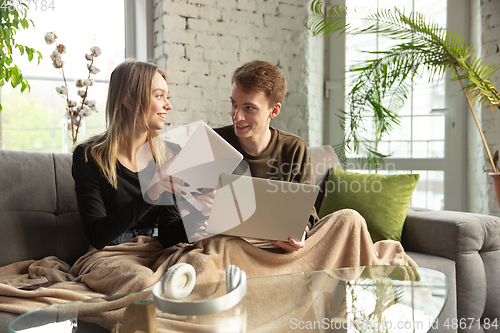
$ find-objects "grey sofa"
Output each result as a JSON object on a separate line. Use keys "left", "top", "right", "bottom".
{"left": 0, "top": 146, "right": 499, "bottom": 333}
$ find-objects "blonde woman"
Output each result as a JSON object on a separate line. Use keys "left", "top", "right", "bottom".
{"left": 72, "top": 60, "right": 208, "bottom": 250}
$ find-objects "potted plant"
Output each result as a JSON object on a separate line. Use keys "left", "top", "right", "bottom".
{"left": 304, "top": 1, "right": 500, "bottom": 207}
{"left": 488, "top": 151, "right": 500, "bottom": 210}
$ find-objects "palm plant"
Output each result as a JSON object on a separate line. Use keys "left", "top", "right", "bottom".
{"left": 304, "top": 0, "right": 500, "bottom": 172}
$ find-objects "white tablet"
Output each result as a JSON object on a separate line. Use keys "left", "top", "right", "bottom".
{"left": 164, "top": 122, "right": 243, "bottom": 211}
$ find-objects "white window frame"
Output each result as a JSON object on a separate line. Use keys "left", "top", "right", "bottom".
{"left": 125, "top": 0, "right": 154, "bottom": 61}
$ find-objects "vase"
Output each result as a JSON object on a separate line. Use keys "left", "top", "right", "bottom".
{"left": 489, "top": 173, "right": 500, "bottom": 210}
{"left": 62, "top": 114, "right": 86, "bottom": 153}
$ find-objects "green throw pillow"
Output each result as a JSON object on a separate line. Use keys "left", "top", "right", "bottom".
{"left": 318, "top": 168, "right": 420, "bottom": 242}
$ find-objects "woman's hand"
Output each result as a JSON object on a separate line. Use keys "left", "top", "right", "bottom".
{"left": 191, "top": 188, "right": 216, "bottom": 216}
{"left": 190, "top": 220, "right": 209, "bottom": 239}
{"left": 147, "top": 156, "right": 189, "bottom": 201}
{"left": 271, "top": 228, "right": 308, "bottom": 252}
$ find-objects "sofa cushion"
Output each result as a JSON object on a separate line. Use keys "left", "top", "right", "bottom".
{"left": 0, "top": 212, "right": 57, "bottom": 267}
{"left": 0, "top": 150, "right": 88, "bottom": 267}
{"left": 318, "top": 168, "right": 419, "bottom": 242}
{"left": 0, "top": 150, "right": 57, "bottom": 212}
{"left": 54, "top": 153, "right": 79, "bottom": 214}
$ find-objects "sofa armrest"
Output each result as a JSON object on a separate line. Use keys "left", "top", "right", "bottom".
{"left": 402, "top": 208, "right": 500, "bottom": 260}
{"left": 402, "top": 208, "right": 500, "bottom": 329}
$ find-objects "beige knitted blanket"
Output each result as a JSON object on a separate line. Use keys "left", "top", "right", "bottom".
{"left": 0, "top": 209, "right": 417, "bottom": 332}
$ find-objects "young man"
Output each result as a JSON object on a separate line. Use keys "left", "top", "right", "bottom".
{"left": 214, "top": 60, "right": 319, "bottom": 252}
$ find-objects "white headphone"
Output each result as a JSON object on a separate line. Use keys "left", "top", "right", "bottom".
{"left": 152, "top": 263, "right": 247, "bottom": 316}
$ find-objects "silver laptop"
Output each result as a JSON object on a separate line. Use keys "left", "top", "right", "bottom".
{"left": 206, "top": 174, "right": 320, "bottom": 241}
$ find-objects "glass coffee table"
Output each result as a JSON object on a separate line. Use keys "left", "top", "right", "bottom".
{"left": 8, "top": 265, "right": 448, "bottom": 333}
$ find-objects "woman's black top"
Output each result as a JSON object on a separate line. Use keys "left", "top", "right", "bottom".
{"left": 72, "top": 143, "right": 205, "bottom": 250}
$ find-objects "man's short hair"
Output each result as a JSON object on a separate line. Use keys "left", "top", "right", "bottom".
{"left": 231, "top": 60, "right": 287, "bottom": 107}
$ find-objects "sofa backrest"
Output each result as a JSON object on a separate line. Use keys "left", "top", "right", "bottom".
{"left": 308, "top": 145, "right": 341, "bottom": 212}
{"left": 0, "top": 145, "right": 340, "bottom": 267}
{"left": 0, "top": 150, "right": 88, "bottom": 267}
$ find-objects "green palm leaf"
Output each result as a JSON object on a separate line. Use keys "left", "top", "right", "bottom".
{"left": 304, "top": 0, "right": 500, "bottom": 168}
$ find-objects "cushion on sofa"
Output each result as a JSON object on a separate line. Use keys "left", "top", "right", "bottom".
{"left": 0, "top": 150, "right": 88, "bottom": 267}
{"left": 318, "top": 168, "right": 419, "bottom": 242}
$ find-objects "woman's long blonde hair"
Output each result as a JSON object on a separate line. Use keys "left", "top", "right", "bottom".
{"left": 78, "top": 60, "right": 171, "bottom": 188}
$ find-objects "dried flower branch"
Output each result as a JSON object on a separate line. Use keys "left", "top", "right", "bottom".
{"left": 45, "top": 31, "right": 101, "bottom": 148}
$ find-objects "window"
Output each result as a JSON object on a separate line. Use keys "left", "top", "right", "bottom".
{"left": 329, "top": 0, "right": 467, "bottom": 211}
{"left": 346, "top": 0, "right": 447, "bottom": 160}
{"left": 0, "top": 0, "right": 125, "bottom": 152}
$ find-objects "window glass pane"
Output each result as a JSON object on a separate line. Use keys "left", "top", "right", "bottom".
{"left": 412, "top": 141, "right": 445, "bottom": 158}
{"left": 413, "top": 76, "right": 446, "bottom": 115}
{"left": 2, "top": 81, "right": 63, "bottom": 152}
{"left": 398, "top": 99, "right": 412, "bottom": 116}
{"left": 413, "top": 116, "right": 444, "bottom": 141}
{"left": 2, "top": 80, "right": 108, "bottom": 152}
{"left": 376, "top": 141, "right": 391, "bottom": 157}
{"left": 79, "top": 82, "right": 108, "bottom": 138}
{"left": 11, "top": 1, "right": 124, "bottom": 80}
{"left": 345, "top": 33, "right": 376, "bottom": 95}
{"left": 414, "top": 0, "right": 447, "bottom": 28}
{"left": 412, "top": 170, "right": 444, "bottom": 210}
{"left": 384, "top": 141, "right": 411, "bottom": 158}
{"left": 380, "top": 116, "right": 411, "bottom": 158}
{"left": 2, "top": 0, "right": 124, "bottom": 152}
{"left": 382, "top": 116, "right": 412, "bottom": 141}
{"left": 379, "top": 0, "right": 412, "bottom": 10}
{"left": 346, "top": 0, "right": 377, "bottom": 9}
{"left": 351, "top": 169, "right": 444, "bottom": 210}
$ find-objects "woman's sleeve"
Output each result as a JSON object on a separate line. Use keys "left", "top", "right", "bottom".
{"left": 72, "top": 145, "right": 156, "bottom": 250}
{"left": 157, "top": 197, "right": 208, "bottom": 248}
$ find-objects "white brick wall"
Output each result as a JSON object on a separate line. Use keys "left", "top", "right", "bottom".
{"left": 469, "top": 0, "right": 500, "bottom": 216}
{"left": 153, "top": 0, "right": 324, "bottom": 145}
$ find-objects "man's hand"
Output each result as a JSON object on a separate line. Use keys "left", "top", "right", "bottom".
{"left": 271, "top": 229, "right": 307, "bottom": 252}
{"left": 190, "top": 221, "right": 209, "bottom": 239}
